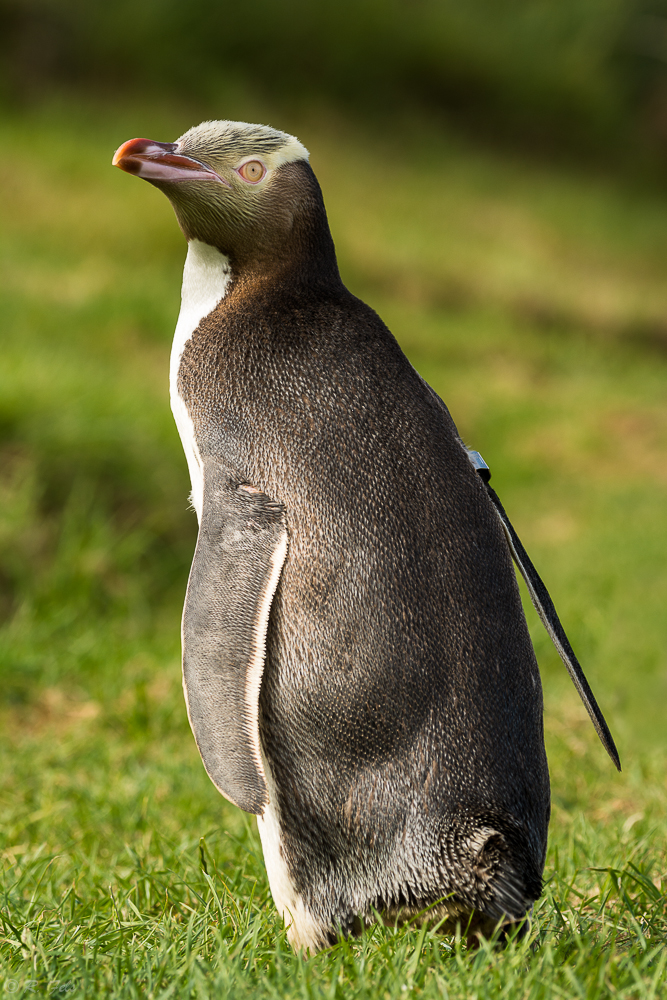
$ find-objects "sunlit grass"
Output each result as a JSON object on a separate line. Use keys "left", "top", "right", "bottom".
{"left": 1, "top": 96, "right": 666, "bottom": 996}
{"left": 1, "top": 688, "right": 665, "bottom": 998}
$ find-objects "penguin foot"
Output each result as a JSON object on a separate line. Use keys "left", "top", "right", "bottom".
{"left": 462, "top": 910, "right": 532, "bottom": 950}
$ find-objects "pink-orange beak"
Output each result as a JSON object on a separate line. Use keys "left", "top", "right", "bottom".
{"left": 112, "top": 138, "right": 228, "bottom": 185}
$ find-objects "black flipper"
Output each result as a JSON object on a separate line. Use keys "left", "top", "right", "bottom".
{"left": 422, "top": 377, "right": 620, "bottom": 770}
{"left": 484, "top": 481, "right": 621, "bottom": 772}
{"left": 182, "top": 457, "right": 288, "bottom": 813}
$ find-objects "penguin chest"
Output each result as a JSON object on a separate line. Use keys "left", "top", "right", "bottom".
{"left": 170, "top": 239, "right": 232, "bottom": 521}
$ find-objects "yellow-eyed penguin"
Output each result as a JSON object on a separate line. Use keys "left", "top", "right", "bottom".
{"left": 113, "top": 122, "right": 619, "bottom": 953}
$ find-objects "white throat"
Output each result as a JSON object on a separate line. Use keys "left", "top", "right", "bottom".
{"left": 170, "top": 240, "right": 232, "bottom": 522}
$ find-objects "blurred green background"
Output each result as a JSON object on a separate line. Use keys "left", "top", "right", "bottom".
{"left": 4, "top": 0, "right": 667, "bottom": 160}
{"left": 1, "top": 0, "right": 666, "bottom": 745}
{"left": 0, "top": 3, "right": 666, "bottom": 994}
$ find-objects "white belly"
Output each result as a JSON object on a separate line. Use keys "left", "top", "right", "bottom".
{"left": 170, "top": 239, "right": 232, "bottom": 522}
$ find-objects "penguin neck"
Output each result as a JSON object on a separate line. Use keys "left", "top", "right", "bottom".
{"left": 227, "top": 163, "right": 343, "bottom": 298}
{"left": 171, "top": 240, "right": 232, "bottom": 387}
{"left": 229, "top": 244, "right": 343, "bottom": 302}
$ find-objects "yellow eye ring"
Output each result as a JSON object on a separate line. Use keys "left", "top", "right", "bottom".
{"left": 238, "top": 160, "right": 266, "bottom": 183}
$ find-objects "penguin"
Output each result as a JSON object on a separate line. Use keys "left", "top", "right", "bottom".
{"left": 113, "top": 121, "right": 619, "bottom": 953}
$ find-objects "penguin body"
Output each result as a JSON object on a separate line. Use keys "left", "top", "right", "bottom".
{"left": 112, "top": 122, "right": 610, "bottom": 952}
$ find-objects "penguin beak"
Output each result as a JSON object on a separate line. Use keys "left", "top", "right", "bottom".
{"left": 112, "top": 138, "right": 229, "bottom": 185}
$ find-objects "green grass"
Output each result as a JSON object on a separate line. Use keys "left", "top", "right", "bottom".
{"left": 1, "top": 96, "right": 666, "bottom": 997}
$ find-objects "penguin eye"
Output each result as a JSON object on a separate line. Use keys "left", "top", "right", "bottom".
{"left": 238, "top": 160, "right": 266, "bottom": 183}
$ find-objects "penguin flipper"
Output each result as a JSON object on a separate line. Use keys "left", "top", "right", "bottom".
{"left": 421, "top": 377, "right": 620, "bottom": 770}
{"left": 182, "top": 457, "right": 288, "bottom": 813}
{"left": 485, "top": 483, "right": 621, "bottom": 772}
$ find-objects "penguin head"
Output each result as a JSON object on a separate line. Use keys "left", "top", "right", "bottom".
{"left": 113, "top": 120, "right": 337, "bottom": 279}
